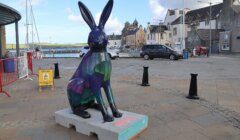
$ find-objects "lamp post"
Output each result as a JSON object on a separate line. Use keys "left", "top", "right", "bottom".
{"left": 182, "top": 0, "right": 185, "bottom": 51}
{"left": 197, "top": 1, "right": 213, "bottom": 56}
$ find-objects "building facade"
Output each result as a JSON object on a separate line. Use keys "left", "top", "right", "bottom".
{"left": 171, "top": 3, "right": 223, "bottom": 51}
{"left": 163, "top": 9, "right": 190, "bottom": 49}
{"left": 145, "top": 23, "right": 172, "bottom": 46}
{"left": 122, "top": 20, "right": 145, "bottom": 48}
{"left": 107, "top": 34, "right": 122, "bottom": 49}
{"left": 218, "top": 0, "right": 240, "bottom": 53}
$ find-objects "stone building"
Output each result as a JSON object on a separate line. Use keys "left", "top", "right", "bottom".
{"left": 171, "top": 3, "right": 223, "bottom": 52}
{"left": 218, "top": 0, "right": 240, "bottom": 53}
{"left": 121, "top": 20, "right": 145, "bottom": 48}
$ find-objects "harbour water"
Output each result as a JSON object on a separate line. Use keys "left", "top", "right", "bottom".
{"left": 43, "top": 53, "right": 80, "bottom": 58}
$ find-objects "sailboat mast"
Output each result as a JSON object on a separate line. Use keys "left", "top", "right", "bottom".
{"left": 26, "top": 0, "right": 29, "bottom": 50}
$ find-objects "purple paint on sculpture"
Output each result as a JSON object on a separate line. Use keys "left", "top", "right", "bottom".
{"left": 67, "top": 0, "right": 122, "bottom": 122}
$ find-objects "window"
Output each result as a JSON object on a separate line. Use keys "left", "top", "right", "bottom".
{"left": 179, "top": 10, "right": 183, "bottom": 14}
{"left": 205, "top": 20, "right": 209, "bottom": 26}
{"left": 221, "top": 44, "right": 230, "bottom": 51}
{"left": 173, "top": 28, "right": 177, "bottom": 36}
{"left": 161, "top": 33, "right": 164, "bottom": 39}
{"left": 169, "top": 10, "right": 175, "bottom": 16}
{"left": 155, "top": 45, "right": 162, "bottom": 50}
{"left": 169, "top": 33, "right": 172, "bottom": 38}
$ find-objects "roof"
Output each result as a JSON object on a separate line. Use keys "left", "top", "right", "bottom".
{"left": 107, "top": 34, "right": 122, "bottom": 40}
{"left": 171, "top": 3, "right": 223, "bottom": 25}
{"left": 197, "top": 29, "right": 224, "bottom": 41}
{"left": 148, "top": 25, "right": 167, "bottom": 33}
{"left": 0, "top": 3, "right": 21, "bottom": 26}
{"left": 126, "top": 28, "right": 139, "bottom": 36}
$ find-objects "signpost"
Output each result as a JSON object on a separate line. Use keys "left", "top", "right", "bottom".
{"left": 38, "top": 68, "right": 54, "bottom": 91}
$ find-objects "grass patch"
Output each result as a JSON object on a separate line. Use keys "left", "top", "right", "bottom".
{"left": 6, "top": 43, "right": 88, "bottom": 49}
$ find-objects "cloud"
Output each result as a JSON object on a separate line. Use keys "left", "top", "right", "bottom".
{"left": 65, "top": 8, "right": 85, "bottom": 24}
{"left": 148, "top": 0, "right": 223, "bottom": 24}
{"left": 66, "top": 10, "right": 123, "bottom": 35}
{"left": 149, "top": 0, "right": 167, "bottom": 22}
{"left": 95, "top": 12, "right": 123, "bottom": 35}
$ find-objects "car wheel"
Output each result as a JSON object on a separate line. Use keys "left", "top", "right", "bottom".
{"left": 108, "top": 53, "right": 113, "bottom": 59}
{"left": 144, "top": 54, "right": 149, "bottom": 60}
{"left": 169, "top": 54, "right": 176, "bottom": 60}
{"left": 111, "top": 57, "right": 116, "bottom": 60}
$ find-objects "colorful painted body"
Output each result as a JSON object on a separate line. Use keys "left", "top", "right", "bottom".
{"left": 68, "top": 51, "right": 111, "bottom": 106}
{"left": 67, "top": 0, "right": 122, "bottom": 122}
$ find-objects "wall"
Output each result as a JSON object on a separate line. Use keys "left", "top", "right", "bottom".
{"left": 171, "top": 24, "right": 190, "bottom": 45}
{"left": 198, "top": 20, "right": 217, "bottom": 29}
{"left": 219, "top": 0, "right": 240, "bottom": 52}
{"left": 136, "top": 28, "right": 145, "bottom": 48}
{"left": 107, "top": 40, "right": 122, "bottom": 49}
{"left": 126, "top": 34, "right": 135, "bottom": 47}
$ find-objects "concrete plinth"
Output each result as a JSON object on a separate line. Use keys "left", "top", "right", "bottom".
{"left": 55, "top": 108, "right": 148, "bottom": 140}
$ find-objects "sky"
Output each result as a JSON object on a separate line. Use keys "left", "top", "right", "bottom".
{"left": 2, "top": 0, "right": 222, "bottom": 44}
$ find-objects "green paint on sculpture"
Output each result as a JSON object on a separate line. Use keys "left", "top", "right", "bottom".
{"left": 94, "top": 61, "right": 111, "bottom": 81}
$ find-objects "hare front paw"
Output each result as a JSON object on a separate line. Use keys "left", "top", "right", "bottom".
{"left": 74, "top": 109, "right": 91, "bottom": 119}
{"left": 104, "top": 114, "right": 114, "bottom": 122}
{"left": 113, "top": 111, "right": 123, "bottom": 118}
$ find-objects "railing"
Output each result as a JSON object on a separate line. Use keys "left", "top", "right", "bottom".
{"left": 0, "top": 52, "right": 34, "bottom": 97}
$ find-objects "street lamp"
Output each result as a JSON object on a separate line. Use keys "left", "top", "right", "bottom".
{"left": 197, "top": 1, "right": 213, "bottom": 56}
{"left": 182, "top": 0, "right": 185, "bottom": 51}
{"left": 197, "top": 1, "right": 221, "bottom": 56}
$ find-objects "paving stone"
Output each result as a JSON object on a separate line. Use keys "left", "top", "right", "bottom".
{"left": 201, "top": 123, "right": 240, "bottom": 140}
{"left": 167, "top": 119, "right": 202, "bottom": 134}
{"left": 183, "top": 106, "right": 209, "bottom": 118}
{"left": 166, "top": 131, "right": 211, "bottom": 140}
{"left": 155, "top": 111, "right": 189, "bottom": 123}
{"left": 191, "top": 112, "right": 228, "bottom": 127}
{"left": 1, "top": 57, "right": 240, "bottom": 140}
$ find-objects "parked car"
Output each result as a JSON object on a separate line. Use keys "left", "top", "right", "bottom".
{"left": 79, "top": 46, "right": 119, "bottom": 60}
{"left": 79, "top": 46, "right": 90, "bottom": 57}
{"left": 140, "top": 44, "right": 183, "bottom": 60}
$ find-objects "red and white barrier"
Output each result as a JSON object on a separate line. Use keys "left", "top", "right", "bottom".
{"left": 0, "top": 52, "right": 35, "bottom": 97}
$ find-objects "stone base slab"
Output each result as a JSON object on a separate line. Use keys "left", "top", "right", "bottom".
{"left": 55, "top": 108, "right": 148, "bottom": 140}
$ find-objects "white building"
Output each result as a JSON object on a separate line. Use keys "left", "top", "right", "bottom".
{"left": 107, "top": 34, "right": 122, "bottom": 49}
{"left": 145, "top": 23, "right": 172, "bottom": 46}
{"left": 163, "top": 9, "right": 190, "bottom": 49}
{"left": 171, "top": 3, "right": 223, "bottom": 50}
{"left": 164, "top": 9, "right": 190, "bottom": 28}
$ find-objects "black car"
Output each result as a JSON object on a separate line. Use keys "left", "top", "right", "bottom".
{"left": 140, "top": 44, "right": 183, "bottom": 60}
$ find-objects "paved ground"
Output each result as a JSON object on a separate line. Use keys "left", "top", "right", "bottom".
{"left": 0, "top": 55, "right": 240, "bottom": 140}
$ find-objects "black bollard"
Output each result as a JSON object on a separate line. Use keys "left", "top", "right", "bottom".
{"left": 54, "top": 63, "right": 60, "bottom": 79}
{"left": 141, "top": 66, "right": 150, "bottom": 86}
{"left": 187, "top": 73, "right": 199, "bottom": 100}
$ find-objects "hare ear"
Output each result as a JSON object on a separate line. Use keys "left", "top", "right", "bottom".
{"left": 99, "top": 0, "right": 113, "bottom": 28}
{"left": 78, "top": 1, "right": 96, "bottom": 29}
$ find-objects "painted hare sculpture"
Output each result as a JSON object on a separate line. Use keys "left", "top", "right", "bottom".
{"left": 67, "top": 0, "right": 122, "bottom": 122}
